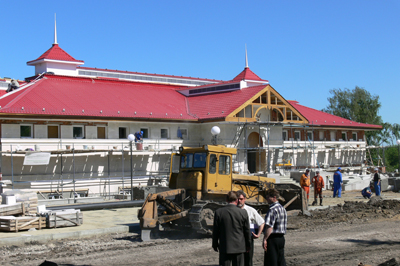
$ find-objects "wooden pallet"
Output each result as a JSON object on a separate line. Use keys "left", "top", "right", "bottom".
{"left": 0, "top": 216, "right": 46, "bottom": 232}
{"left": 46, "top": 211, "right": 83, "bottom": 228}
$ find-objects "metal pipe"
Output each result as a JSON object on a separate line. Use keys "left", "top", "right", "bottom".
{"left": 61, "top": 152, "right": 63, "bottom": 198}
{"left": 122, "top": 144, "right": 125, "bottom": 196}
{"left": 108, "top": 150, "right": 110, "bottom": 200}
{"left": 46, "top": 199, "right": 145, "bottom": 211}
{"left": 130, "top": 141, "right": 133, "bottom": 201}
{"left": 11, "top": 145, "right": 14, "bottom": 189}
{"left": 73, "top": 144, "right": 76, "bottom": 203}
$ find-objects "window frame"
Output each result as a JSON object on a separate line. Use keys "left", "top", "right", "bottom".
{"left": 294, "top": 131, "right": 301, "bottom": 141}
{"left": 307, "top": 131, "right": 313, "bottom": 141}
{"left": 118, "top": 127, "right": 127, "bottom": 139}
{"left": 178, "top": 128, "right": 188, "bottom": 140}
{"left": 282, "top": 130, "right": 288, "bottom": 141}
{"left": 352, "top": 132, "right": 357, "bottom": 141}
{"left": 20, "top": 124, "right": 33, "bottom": 138}
{"left": 73, "top": 125, "right": 84, "bottom": 139}
{"left": 140, "top": 128, "right": 149, "bottom": 139}
{"left": 341, "top": 132, "right": 347, "bottom": 141}
{"left": 160, "top": 128, "right": 169, "bottom": 139}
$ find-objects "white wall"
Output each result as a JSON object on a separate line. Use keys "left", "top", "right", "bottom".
{"left": 35, "top": 61, "right": 79, "bottom": 76}
{"left": 2, "top": 124, "right": 19, "bottom": 138}
{"left": 34, "top": 125, "right": 47, "bottom": 138}
{"left": 86, "top": 126, "right": 97, "bottom": 139}
{"left": 61, "top": 125, "right": 73, "bottom": 139}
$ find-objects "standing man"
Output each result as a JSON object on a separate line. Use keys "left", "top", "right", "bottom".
{"left": 300, "top": 169, "right": 311, "bottom": 204}
{"left": 263, "top": 188, "right": 287, "bottom": 266}
{"left": 212, "top": 191, "right": 251, "bottom": 266}
{"left": 237, "top": 190, "right": 265, "bottom": 266}
{"left": 311, "top": 171, "right": 325, "bottom": 206}
{"left": 333, "top": 167, "right": 343, "bottom": 198}
{"left": 373, "top": 168, "right": 381, "bottom": 196}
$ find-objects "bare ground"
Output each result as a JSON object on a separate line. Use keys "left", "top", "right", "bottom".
{"left": 2, "top": 191, "right": 400, "bottom": 266}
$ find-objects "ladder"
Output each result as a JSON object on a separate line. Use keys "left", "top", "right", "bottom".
{"left": 163, "top": 155, "right": 171, "bottom": 174}
{"left": 231, "top": 124, "right": 245, "bottom": 147}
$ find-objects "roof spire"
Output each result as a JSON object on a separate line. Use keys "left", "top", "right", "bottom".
{"left": 54, "top": 14, "right": 58, "bottom": 45}
{"left": 245, "top": 44, "right": 249, "bottom": 68}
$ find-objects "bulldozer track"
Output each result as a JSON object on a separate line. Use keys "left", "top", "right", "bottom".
{"left": 188, "top": 201, "right": 224, "bottom": 234}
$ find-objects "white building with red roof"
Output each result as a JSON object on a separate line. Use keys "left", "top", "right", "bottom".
{"left": 0, "top": 24, "right": 381, "bottom": 194}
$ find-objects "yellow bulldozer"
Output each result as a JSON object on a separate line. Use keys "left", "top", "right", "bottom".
{"left": 138, "top": 144, "right": 306, "bottom": 241}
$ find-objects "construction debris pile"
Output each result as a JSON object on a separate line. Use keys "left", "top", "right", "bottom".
{"left": 289, "top": 197, "right": 400, "bottom": 230}
{"left": 0, "top": 190, "right": 82, "bottom": 232}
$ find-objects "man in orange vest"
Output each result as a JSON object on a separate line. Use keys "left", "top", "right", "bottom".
{"left": 312, "top": 170, "right": 325, "bottom": 206}
{"left": 300, "top": 169, "right": 311, "bottom": 205}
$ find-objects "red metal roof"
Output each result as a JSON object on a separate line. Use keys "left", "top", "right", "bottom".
{"left": 27, "top": 44, "right": 84, "bottom": 64}
{"left": 188, "top": 85, "right": 267, "bottom": 120}
{"left": 232, "top": 67, "right": 267, "bottom": 82}
{"left": 0, "top": 74, "right": 382, "bottom": 130}
{"left": 288, "top": 100, "right": 382, "bottom": 129}
{"left": 0, "top": 75, "right": 193, "bottom": 120}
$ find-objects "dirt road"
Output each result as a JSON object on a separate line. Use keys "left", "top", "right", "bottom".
{"left": 1, "top": 191, "right": 400, "bottom": 266}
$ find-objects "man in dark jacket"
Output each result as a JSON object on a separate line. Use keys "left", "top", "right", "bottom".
{"left": 212, "top": 191, "right": 251, "bottom": 266}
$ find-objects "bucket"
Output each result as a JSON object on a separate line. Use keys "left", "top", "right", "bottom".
{"left": 136, "top": 143, "right": 143, "bottom": 150}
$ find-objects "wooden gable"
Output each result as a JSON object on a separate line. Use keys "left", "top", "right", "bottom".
{"left": 225, "top": 85, "right": 308, "bottom": 124}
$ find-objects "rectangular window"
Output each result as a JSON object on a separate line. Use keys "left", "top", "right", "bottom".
{"left": 20, "top": 125, "right": 32, "bottom": 138}
{"left": 218, "top": 155, "right": 231, "bottom": 175}
{"left": 180, "top": 153, "right": 193, "bottom": 168}
{"left": 209, "top": 154, "right": 217, "bottom": 174}
{"left": 307, "top": 131, "right": 313, "bottom": 141}
{"left": 193, "top": 153, "right": 207, "bottom": 168}
{"left": 140, "top": 128, "right": 149, "bottom": 138}
{"left": 73, "top": 126, "right": 84, "bottom": 139}
{"left": 282, "top": 131, "right": 288, "bottom": 141}
{"left": 119, "top": 127, "right": 127, "bottom": 139}
{"left": 177, "top": 128, "right": 188, "bottom": 140}
{"left": 342, "top": 132, "right": 347, "bottom": 141}
{"left": 319, "top": 131, "right": 324, "bottom": 141}
{"left": 294, "top": 131, "right": 300, "bottom": 141}
{"left": 161, "top": 128, "right": 168, "bottom": 139}
{"left": 171, "top": 154, "right": 180, "bottom": 173}
{"left": 181, "top": 128, "right": 188, "bottom": 139}
{"left": 352, "top": 132, "right": 357, "bottom": 141}
{"left": 330, "top": 131, "right": 336, "bottom": 141}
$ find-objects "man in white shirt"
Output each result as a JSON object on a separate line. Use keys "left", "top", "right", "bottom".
{"left": 237, "top": 190, "right": 265, "bottom": 266}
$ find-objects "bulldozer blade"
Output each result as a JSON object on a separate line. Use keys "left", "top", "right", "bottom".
{"left": 141, "top": 229, "right": 153, "bottom": 242}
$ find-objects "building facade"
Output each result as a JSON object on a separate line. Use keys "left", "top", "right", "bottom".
{"left": 0, "top": 33, "right": 381, "bottom": 194}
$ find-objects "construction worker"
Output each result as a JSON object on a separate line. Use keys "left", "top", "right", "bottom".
{"left": 373, "top": 168, "right": 381, "bottom": 196}
{"left": 361, "top": 185, "right": 373, "bottom": 199}
{"left": 333, "top": 167, "right": 343, "bottom": 198}
{"left": 6, "top": 79, "right": 19, "bottom": 93}
{"left": 300, "top": 169, "right": 311, "bottom": 204}
{"left": 312, "top": 171, "right": 325, "bottom": 206}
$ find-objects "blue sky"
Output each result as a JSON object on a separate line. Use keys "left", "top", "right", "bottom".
{"left": 1, "top": 1, "right": 399, "bottom": 125}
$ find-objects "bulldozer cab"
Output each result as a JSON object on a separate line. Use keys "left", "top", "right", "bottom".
{"left": 169, "top": 145, "right": 237, "bottom": 200}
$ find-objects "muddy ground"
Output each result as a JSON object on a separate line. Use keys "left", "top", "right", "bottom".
{"left": 2, "top": 191, "right": 400, "bottom": 266}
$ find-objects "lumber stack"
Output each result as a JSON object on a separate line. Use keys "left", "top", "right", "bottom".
{"left": 26, "top": 196, "right": 38, "bottom": 216}
{"left": 44, "top": 209, "right": 83, "bottom": 228}
{"left": 1, "top": 191, "right": 38, "bottom": 216}
{"left": 0, "top": 202, "right": 29, "bottom": 216}
{"left": 0, "top": 216, "right": 46, "bottom": 232}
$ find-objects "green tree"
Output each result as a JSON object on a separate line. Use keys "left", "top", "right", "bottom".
{"left": 322, "top": 86, "right": 382, "bottom": 144}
